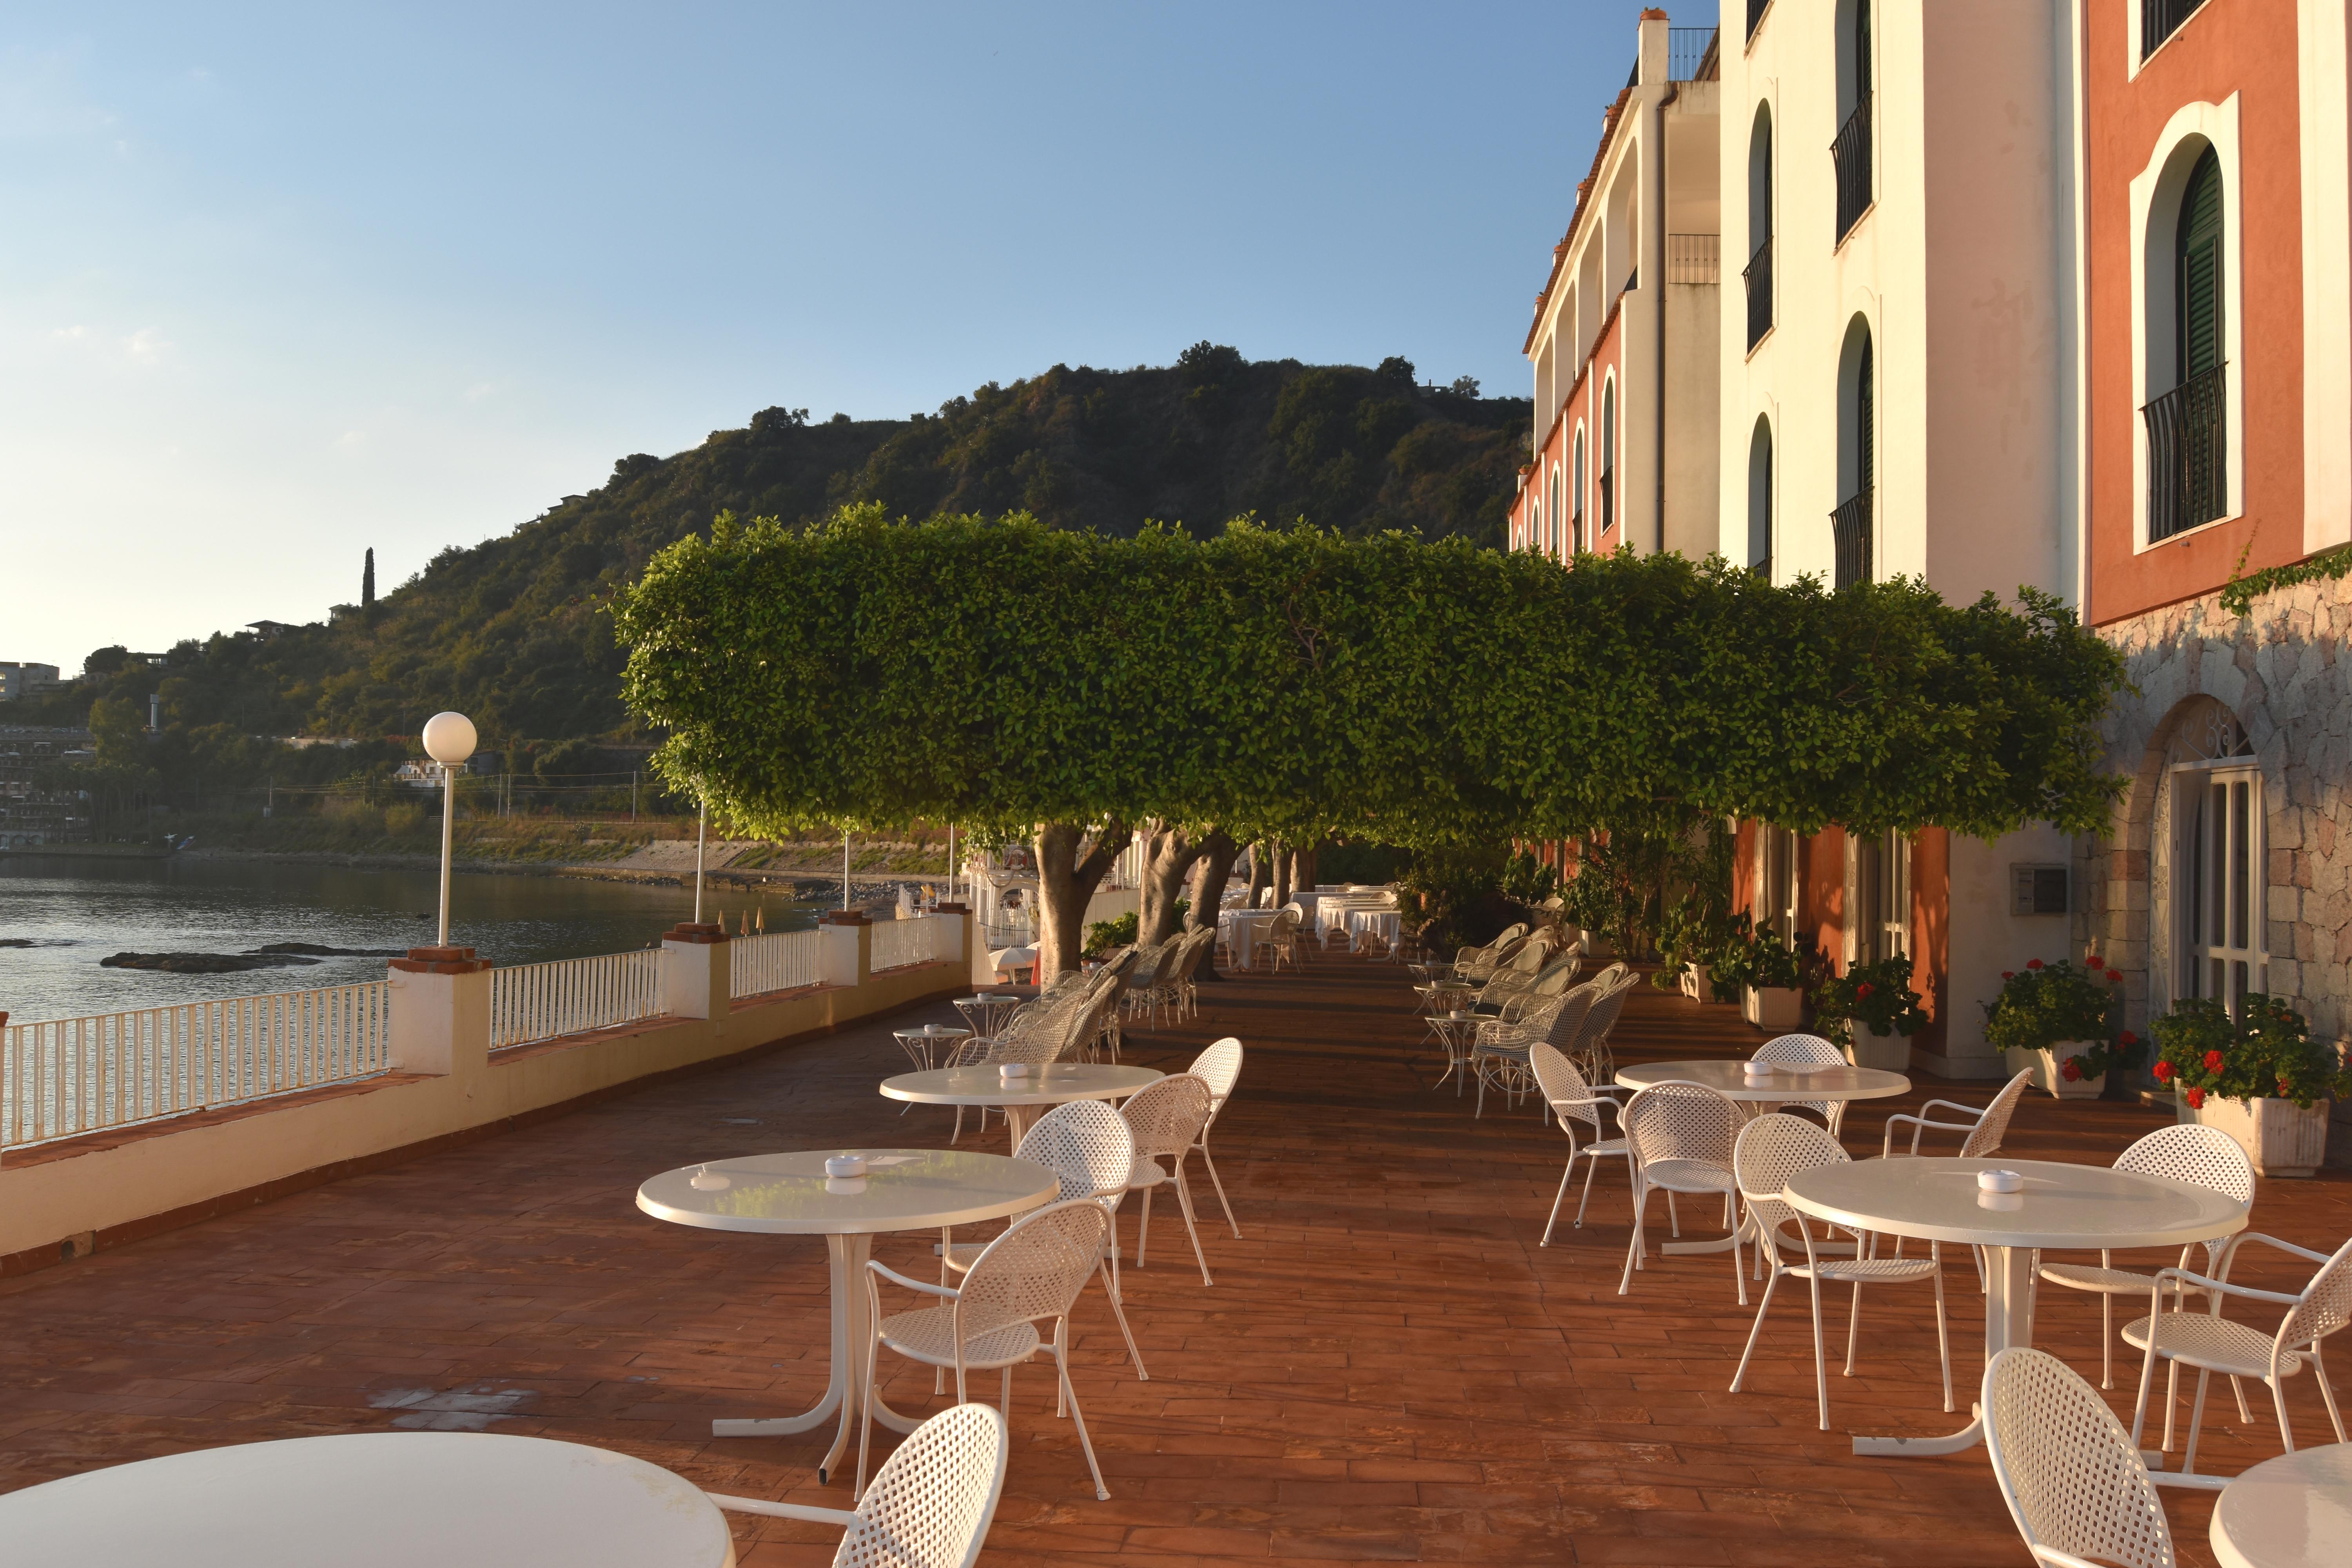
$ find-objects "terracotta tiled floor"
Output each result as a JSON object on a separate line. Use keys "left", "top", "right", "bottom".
{"left": 2, "top": 951, "right": 2348, "bottom": 1565}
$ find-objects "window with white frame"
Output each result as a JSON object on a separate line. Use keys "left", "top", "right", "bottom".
{"left": 1848, "top": 829, "right": 1909, "bottom": 966}
{"left": 2176, "top": 765, "right": 2265, "bottom": 1014}
{"left": 1761, "top": 826, "right": 1800, "bottom": 946}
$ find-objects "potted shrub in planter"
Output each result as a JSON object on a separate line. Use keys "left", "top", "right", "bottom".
{"left": 1659, "top": 894, "right": 1737, "bottom": 1005}
{"left": 1814, "top": 955, "right": 1928, "bottom": 1071}
{"left": 2152, "top": 995, "right": 2352, "bottom": 1178}
{"left": 1983, "top": 955, "right": 2136, "bottom": 1098}
{"left": 1712, "top": 916, "right": 1815, "bottom": 1032}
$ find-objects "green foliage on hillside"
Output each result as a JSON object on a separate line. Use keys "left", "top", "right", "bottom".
{"left": 14, "top": 349, "right": 1527, "bottom": 755}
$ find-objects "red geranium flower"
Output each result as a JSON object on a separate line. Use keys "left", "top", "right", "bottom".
{"left": 1856, "top": 982, "right": 1875, "bottom": 998}
{"left": 2002, "top": 971, "right": 2015, "bottom": 980}
{"left": 2110, "top": 971, "right": 2125, "bottom": 984}
{"left": 2060, "top": 1058, "right": 2083, "bottom": 1081}
{"left": 2279, "top": 1078, "right": 2294, "bottom": 1099}
{"left": 2118, "top": 1031, "right": 2138, "bottom": 1047}
{"left": 2085, "top": 954, "right": 2104, "bottom": 969}
{"left": 2026, "top": 958, "right": 2045, "bottom": 970}
{"left": 2153, "top": 1060, "right": 2175, "bottom": 1082}
{"left": 2186, "top": 1087, "right": 2207, "bottom": 1109}
{"left": 2203, "top": 1049, "right": 2227, "bottom": 1073}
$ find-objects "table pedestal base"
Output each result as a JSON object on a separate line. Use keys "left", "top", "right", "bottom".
{"left": 710, "top": 1233, "right": 917, "bottom": 1484}
{"left": 1851, "top": 1243, "right": 2030, "bottom": 1457}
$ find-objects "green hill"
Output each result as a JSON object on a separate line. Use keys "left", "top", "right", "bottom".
{"left": 31, "top": 347, "right": 1530, "bottom": 778}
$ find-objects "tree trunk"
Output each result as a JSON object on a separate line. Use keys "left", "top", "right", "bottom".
{"left": 1270, "top": 837, "right": 1292, "bottom": 908}
{"left": 1033, "top": 820, "right": 1130, "bottom": 983}
{"left": 1137, "top": 824, "right": 1209, "bottom": 949}
{"left": 1244, "top": 841, "right": 1272, "bottom": 909}
{"left": 1183, "top": 829, "right": 1241, "bottom": 983}
{"left": 1291, "top": 841, "right": 1320, "bottom": 894}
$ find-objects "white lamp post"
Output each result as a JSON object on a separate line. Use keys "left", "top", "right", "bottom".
{"left": 420, "top": 711, "right": 477, "bottom": 947}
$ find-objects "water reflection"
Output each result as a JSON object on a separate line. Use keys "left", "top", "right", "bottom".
{"left": 0, "top": 855, "right": 824, "bottom": 1023}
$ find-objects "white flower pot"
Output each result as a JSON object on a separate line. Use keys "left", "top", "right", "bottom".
{"left": 1847, "top": 1027, "right": 1910, "bottom": 1072}
{"left": 2004, "top": 1044, "right": 2109, "bottom": 1100}
{"left": 1682, "top": 963, "right": 1723, "bottom": 1004}
{"left": 2178, "top": 1092, "right": 2331, "bottom": 1178}
{"left": 1743, "top": 985, "right": 1803, "bottom": 1031}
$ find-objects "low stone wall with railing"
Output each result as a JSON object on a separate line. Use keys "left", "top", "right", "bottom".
{"left": 0, "top": 908, "right": 970, "bottom": 1275}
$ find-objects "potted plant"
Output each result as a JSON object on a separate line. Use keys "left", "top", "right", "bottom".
{"left": 1659, "top": 891, "right": 1737, "bottom": 1004}
{"left": 1814, "top": 955, "right": 1929, "bottom": 1071}
{"left": 2151, "top": 994, "right": 2352, "bottom": 1177}
{"left": 1983, "top": 955, "right": 2136, "bottom": 1098}
{"left": 1712, "top": 916, "right": 1814, "bottom": 1032}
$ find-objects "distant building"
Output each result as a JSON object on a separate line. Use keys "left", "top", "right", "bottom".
{"left": 394, "top": 759, "right": 469, "bottom": 788}
{"left": 285, "top": 736, "right": 359, "bottom": 750}
{"left": 0, "top": 662, "right": 61, "bottom": 702}
{"left": 0, "top": 726, "right": 95, "bottom": 845}
{"left": 245, "top": 621, "right": 299, "bottom": 640}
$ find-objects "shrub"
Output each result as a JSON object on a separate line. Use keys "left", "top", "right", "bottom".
{"left": 1083, "top": 911, "right": 1138, "bottom": 958}
{"left": 1813, "top": 954, "right": 1928, "bottom": 1045}
{"left": 1709, "top": 915, "right": 1817, "bottom": 993}
{"left": 2151, "top": 994, "right": 2352, "bottom": 1110}
{"left": 1982, "top": 955, "right": 2138, "bottom": 1079}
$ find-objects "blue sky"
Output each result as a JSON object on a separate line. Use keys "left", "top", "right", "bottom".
{"left": 0, "top": 2, "right": 1711, "bottom": 671}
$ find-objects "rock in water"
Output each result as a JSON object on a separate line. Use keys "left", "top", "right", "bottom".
{"left": 100, "top": 952, "right": 324, "bottom": 973}
{"left": 248, "top": 942, "right": 409, "bottom": 957}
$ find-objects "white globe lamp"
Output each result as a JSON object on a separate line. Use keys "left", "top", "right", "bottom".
{"left": 421, "top": 711, "right": 476, "bottom": 947}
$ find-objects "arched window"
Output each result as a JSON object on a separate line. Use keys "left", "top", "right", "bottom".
{"left": 1834, "top": 318, "right": 1874, "bottom": 589}
{"left": 1549, "top": 466, "right": 1563, "bottom": 556}
{"left": 1833, "top": 2, "right": 1873, "bottom": 240}
{"left": 1572, "top": 428, "right": 1587, "bottom": 553}
{"left": 1599, "top": 378, "right": 1617, "bottom": 539}
{"left": 1745, "top": 106, "right": 1774, "bottom": 350}
{"left": 1747, "top": 417, "right": 1774, "bottom": 577}
{"left": 2144, "top": 145, "right": 2227, "bottom": 540}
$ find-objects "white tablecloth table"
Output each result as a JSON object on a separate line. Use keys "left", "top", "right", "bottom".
{"left": 880, "top": 1062, "right": 1164, "bottom": 1149}
{"left": 0, "top": 1430, "right": 735, "bottom": 1567}
{"left": 637, "top": 1147, "right": 1058, "bottom": 1483}
{"left": 2211, "top": 1443, "right": 2352, "bottom": 1568}
{"left": 1348, "top": 908, "right": 1402, "bottom": 952}
{"left": 1217, "top": 908, "right": 1283, "bottom": 969}
{"left": 1783, "top": 1156, "right": 2247, "bottom": 1457}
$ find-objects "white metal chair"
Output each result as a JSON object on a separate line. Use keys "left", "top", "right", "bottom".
{"left": 1172, "top": 926, "right": 1216, "bottom": 1018}
{"left": 1450, "top": 924, "right": 1529, "bottom": 984}
{"left": 1882, "top": 1068, "right": 2033, "bottom": 1158}
{"left": 1470, "top": 992, "right": 1568, "bottom": 1118}
{"left": 1531, "top": 1040, "right": 1628, "bottom": 1243}
{"left": 2035, "top": 1123, "right": 2255, "bottom": 1387}
{"left": 709, "top": 1401, "right": 1008, "bottom": 1568}
{"left": 1116, "top": 1073, "right": 1217, "bottom": 1286}
{"left": 859, "top": 1198, "right": 1115, "bottom": 1501}
{"left": 1122, "top": 938, "right": 1183, "bottom": 1029}
{"left": 1617, "top": 1080, "right": 1747, "bottom": 1303}
{"left": 1982, "top": 1347, "right": 2176, "bottom": 1568}
{"left": 1187, "top": 1038, "right": 1244, "bottom": 1239}
{"left": 2125, "top": 1232, "right": 2352, "bottom": 1482}
{"left": 936, "top": 1098, "right": 1148, "bottom": 1380}
{"left": 1728, "top": 1113, "right": 1952, "bottom": 1429}
{"left": 1564, "top": 966, "right": 1637, "bottom": 1091}
{"left": 1750, "top": 1032, "right": 1852, "bottom": 1136}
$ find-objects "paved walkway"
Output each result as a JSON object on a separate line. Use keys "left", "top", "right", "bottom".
{"left": 2, "top": 950, "right": 2347, "bottom": 1564}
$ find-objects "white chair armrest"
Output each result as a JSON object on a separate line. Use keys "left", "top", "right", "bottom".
{"left": 1915, "top": 1096, "right": 1982, "bottom": 1120}
{"left": 705, "top": 1494, "right": 859, "bottom": 1525}
{"left": 2152, "top": 1265, "right": 2303, "bottom": 1308}
{"left": 866, "top": 1258, "right": 960, "bottom": 1298}
{"left": 2221, "top": 1231, "right": 2334, "bottom": 1270}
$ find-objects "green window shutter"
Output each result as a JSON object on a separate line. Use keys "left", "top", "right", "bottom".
{"left": 2178, "top": 147, "right": 2224, "bottom": 383}
{"left": 1858, "top": 336, "right": 1875, "bottom": 493}
{"left": 1855, "top": 4, "right": 1872, "bottom": 99}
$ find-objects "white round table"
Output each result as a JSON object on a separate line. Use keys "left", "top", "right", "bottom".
{"left": 1217, "top": 908, "right": 1282, "bottom": 969}
{"left": 0, "top": 1430, "right": 734, "bottom": 1566}
{"left": 880, "top": 1062, "right": 1163, "bottom": 1149}
{"left": 953, "top": 993, "right": 1021, "bottom": 1038}
{"left": 2211, "top": 1442, "right": 2352, "bottom": 1568}
{"left": 893, "top": 1022, "right": 970, "bottom": 1071}
{"left": 637, "top": 1147, "right": 1057, "bottom": 1483}
{"left": 1782, "top": 1156, "right": 2247, "bottom": 1457}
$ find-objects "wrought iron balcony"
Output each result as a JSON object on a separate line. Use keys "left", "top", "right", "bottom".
{"left": 1666, "top": 233, "right": 1720, "bottom": 285}
{"left": 2144, "top": 363, "right": 2228, "bottom": 542}
{"left": 1668, "top": 27, "right": 1718, "bottom": 82}
{"left": 2143, "top": 0, "right": 2207, "bottom": 59}
{"left": 1831, "top": 488, "right": 1872, "bottom": 590}
{"left": 1833, "top": 94, "right": 1873, "bottom": 243}
{"left": 1742, "top": 237, "right": 1773, "bottom": 350}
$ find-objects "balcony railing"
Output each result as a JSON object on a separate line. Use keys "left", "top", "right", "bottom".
{"left": 1666, "top": 233, "right": 1719, "bottom": 285}
{"left": 1831, "top": 488, "right": 1873, "bottom": 590}
{"left": 1833, "top": 94, "right": 1873, "bottom": 242}
{"left": 1747, "top": 0, "right": 1771, "bottom": 44}
{"left": 2144, "top": 363, "right": 2229, "bottom": 542}
{"left": 2, "top": 981, "right": 390, "bottom": 1150}
{"left": 490, "top": 949, "right": 666, "bottom": 1049}
{"left": 2143, "top": 0, "right": 2207, "bottom": 58}
{"left": 730, "top": 929, "right": 824, "bottom": 998}
{"left": 1742, "top": 237, "right": 1773, "bottom": 350}
{"left": 1668, "top": 27, "right": 1718, "bottom": 82}
{"left": 870, "top": 915, "right": 941, "bottom": 973}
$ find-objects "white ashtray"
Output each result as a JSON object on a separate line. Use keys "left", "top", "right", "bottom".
{"left": 825, "top": 1154, "right": 868, "bottom": 1180}
{"left": 999, "top": 1062, "right": 1033, "bottom": 1082}
{"left": 1977, "top": 1168, "right": 2024, "bottom": 1194}
{"left": 825, "top": 1176, "right": 868, "bottom": 1196}
{"left": 1742, "top": 1060, "right": 1777, "bottom": 1078}
{"left": 689, "top": 1165, "right": 731, "bottom": 1192}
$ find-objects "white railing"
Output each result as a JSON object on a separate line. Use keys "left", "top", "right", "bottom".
{"left": 489, "top": 949, "right": 666, "bottom": 1049}
{"left": 730, "top": 930, "right": 824, "bottom": 998}
{"left": 870, "top": 916, "right": 940, "bottom": 972}
{"left": 1, "top": 981, "right": 392, "bottom": 1151}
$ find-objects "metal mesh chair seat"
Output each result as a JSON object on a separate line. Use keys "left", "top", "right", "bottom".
{"left": 2038, "top": 1262, "right": 2197, "bottom": 1296}
{"left": 1791, "top": 1255, "right": 1943, "bottom": 1285}
{"left": 1641, "top": 1158, "right": 1739, "bottom": 1195}
{"left": 2122, "top": 1312, "right": 2308, "bottom": 1379}
{"left": 1984, "top": 1347, "right": 2175, "bottom": 1568}
{"left": 877, "top": 1309, "right": 1041, "bottom": 1368}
